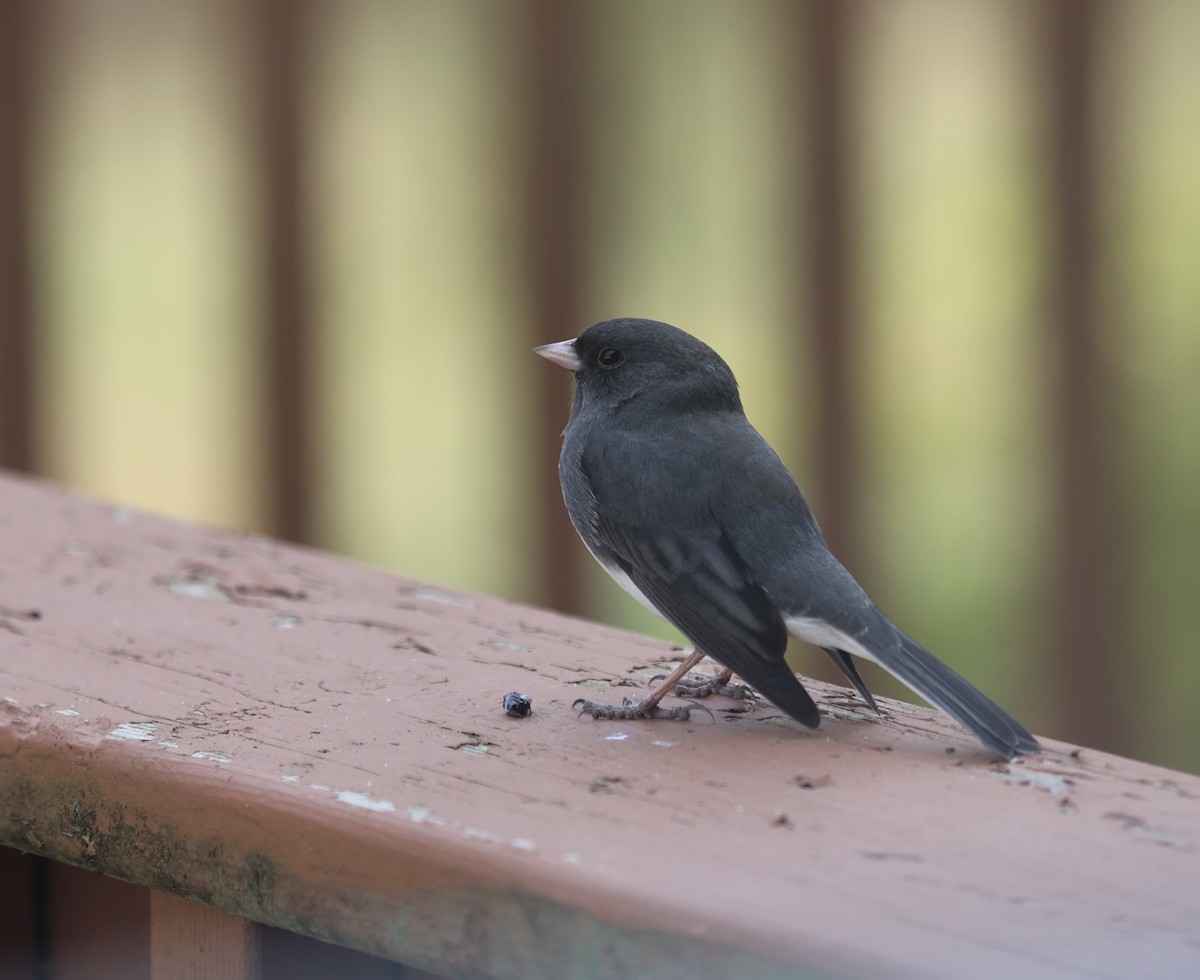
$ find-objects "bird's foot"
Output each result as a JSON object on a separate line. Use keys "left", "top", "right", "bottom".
{"left": 572, "top": 697, "right": 704, "bottom": 721}
{"left": 651, "top": 668, "right": 753, "bottom": 701}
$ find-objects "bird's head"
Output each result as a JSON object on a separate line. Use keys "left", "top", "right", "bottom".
{"left": 534, "top": 318, "right": 743, "bottom": 416}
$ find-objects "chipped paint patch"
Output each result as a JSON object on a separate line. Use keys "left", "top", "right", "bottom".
{"left": 407, "top": 805, "right": 446, "bottom": 826}
{"left": 463, "top": 826, "right": 502, "bottom": 842}
{"left": 166, "top": 577, "right": 229, "bottom": 602}
{"left": 511, "top": 838, "right": 537, "bottom": 852}
{"left": 336, "top": 790, "right": 396, "bottom": 813}
{"left": 3, "top": 697, "right": 19, "bottom": 706}
{"left": 56, "top": 708, "right": 80, "bottom": 716}
{"left": 457, "top": 743, "right": 490, "bottom": 756}
{"left": 280, "top": 774, "right": 300, "bottom": 783}
{"left": 489, "top": 640, "right": 527, "bottom": 652}
{"left": 106, "top": 721, "right": 160, "bottom": 742}
{"left": 605, "top": 732, "right": 630, "bottom": 741}
{"left": 651, "top": 740, "right": 677, "bottom": 748}
{"left": 191, "top": 750, "right": 232, "bottom": 763}
{"left": 413, "top": 589, "right": 474, "bottom": 609}
{"left": 979, "top": 766, "right": 1074, "bottom": 797}
{"left": 274, "top": 614, "right": 301, "bottom": 629}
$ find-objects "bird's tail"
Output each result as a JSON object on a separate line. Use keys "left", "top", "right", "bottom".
{"left": 879, "top": 629, "right": 1040, "bottom": 757}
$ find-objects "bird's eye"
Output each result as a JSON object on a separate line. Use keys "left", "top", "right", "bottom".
{"left": 597, "top": 347, "right": 624, "bottom": 369}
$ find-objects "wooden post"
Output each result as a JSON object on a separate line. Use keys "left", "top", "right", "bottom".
{"left": 798, "top": 0, "right": 861, "bottom": 572}
{"left": 0, "top": 0, "right": 36, "bottom": 472}
{"left": 252, "top": 0, "right": 314, "bottom": 545}
{"left": 522, "top": 0, "right": 590, "bottom": 615}
{"left": 1045, "top": 0, "right": 1123, "bottom": 751}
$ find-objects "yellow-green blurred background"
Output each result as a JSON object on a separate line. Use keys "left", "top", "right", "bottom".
{"left": 7, "top": 0, "right": 1200, "bottom": 771}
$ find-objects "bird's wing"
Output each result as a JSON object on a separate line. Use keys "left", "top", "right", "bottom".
{"left": 574, "top": 443, "right": 820, "bottom": 728}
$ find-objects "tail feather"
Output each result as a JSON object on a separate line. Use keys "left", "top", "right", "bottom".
{"left": 824, "top": 648, "right": 881, "bottom": 715}
{"left": 878, "top": 630, "right": 1040, "bottom": 757}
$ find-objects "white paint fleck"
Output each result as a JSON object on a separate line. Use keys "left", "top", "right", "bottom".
{"left": 168, "top": 578, "right": 229, "bottom": 602}
{"left": 605, "top": 732, "right": 630, "bottom": 741}
{"left": 160, "top": 740, "right": 178, "bottom": 749}
{"left": 311, "top": 784, "right": 331, "bottom": 792}
{"left": 413, "top": 589, "right": 474, "bottom": 609}
{"left": 106, "top": 722, "right": 160, "bottom": 742}
{"left": 651, "top": 740, "right": 677, "bottom": 748}
{"left": 561, "top": 853, "right": 582, "bottom": 865}
{"left": 489, "top": 640, "right": 527, "bottom": 652}
{"left": 511, "top": 838, "right": 537, "bottom": 852}
{"left": 406, "top": 805, "right": 446, "bottom": 826}
{"left": 463, "top": 827, "right": 502, "bottom": 842}
{"left": 280, "top": 774, "right": 300, "bottom": 783}
{"left": 191, "top": 751, "right": 232, "bottom": 763}
{"left": 274, "top": 614, "right": 301, "bottom": 630}
{"left": 336, "top": 790, "right": 396, "bottom": 813}
{"left": 457, "top": 744, "right": 490, "bottom": 756}
{"left": 57, "top": 709, "right": 80, "bottom": 717}
{"left": 4, "top": 697, "right": 19, "bottom": 706}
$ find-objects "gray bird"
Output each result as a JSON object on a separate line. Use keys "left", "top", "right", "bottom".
{"left": 535, "top": 318, "right": 1039, "bottom": 758}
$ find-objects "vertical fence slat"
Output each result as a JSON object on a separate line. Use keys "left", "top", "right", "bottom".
{"left": 254, "top": 0, "right": 313, "bottom": 544}
{"left": 1046, "top": 0, "right": 1121, "bottom": 749}
{"left": 800, "top": 0, "right": 861, "bottom": 573}
{"left": 0, "top": 848, "right": 37, "bottom": 977}
{"left": 46, "top": 862, "right": 150, "bottom": 980}
{"left": 150, "top": 891, "right": 262, "bottom": 980}
{"left": 0, "top": 0, "right": 36, "bottom": 473}
{"left": 523, "top": 0, "right": 590, "bottom": 614}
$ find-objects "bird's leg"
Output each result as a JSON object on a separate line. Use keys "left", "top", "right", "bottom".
{"left": 574, "top": 649, "right": 707, "bottom": 721}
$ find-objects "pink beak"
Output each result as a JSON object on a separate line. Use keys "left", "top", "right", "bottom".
{"left": 534, "top": 339, "right": 581, "bottom": 371}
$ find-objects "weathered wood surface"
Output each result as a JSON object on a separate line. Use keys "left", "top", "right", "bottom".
{"left": 1, "top": 471, "right": 1198, "bottom": 979}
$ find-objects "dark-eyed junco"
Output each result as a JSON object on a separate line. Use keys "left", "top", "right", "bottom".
{"left": 535, "top": 318, "right": 1039, "bottom": 757}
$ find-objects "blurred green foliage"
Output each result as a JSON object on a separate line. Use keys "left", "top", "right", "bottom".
{"left": 27, "top": 1, "right": 1200, "bottom": 771}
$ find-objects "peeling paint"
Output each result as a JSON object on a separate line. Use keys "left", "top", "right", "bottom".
{"left": 510, "top": 838, "right": 537, "bottom": 852}
{"left": 462, "top": 826, "right": 502, "bottom": 842}
{"left": 413, "top": 589, "right": 474, "bottom": 609}
{"left": 605, "top": 733, "right": 630, "bottom": 741}
{"left": 406, "top": 805, "right": 445, "bottom": 826}
{"left": 192, "top": 751, "right": 232, "bottom": 763}
{"left": 489, "top": 640, "right": 527, "bottom": 652}
{"left": 167, "top": 577, "right": 229, "bottom": 602}
{"left": 335, "top": 790, "right": 396, "bottom": 813}
{"left": 274, "top": 615, "right": 301, "bottom": 630}
{"left": 106, "top": 722, "right": 160, "bottom": 742}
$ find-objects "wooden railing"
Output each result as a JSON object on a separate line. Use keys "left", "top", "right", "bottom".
{"left": 2, "top": 470, "right": 1199, "bottom": 979}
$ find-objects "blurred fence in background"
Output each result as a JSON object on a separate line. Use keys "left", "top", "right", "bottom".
{"left": 1, "top": 0, "right": 1198, "bottom": 771}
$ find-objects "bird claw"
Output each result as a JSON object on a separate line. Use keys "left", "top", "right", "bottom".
{"left": 572, "top": 697, "right": 702, "bottom": 721}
